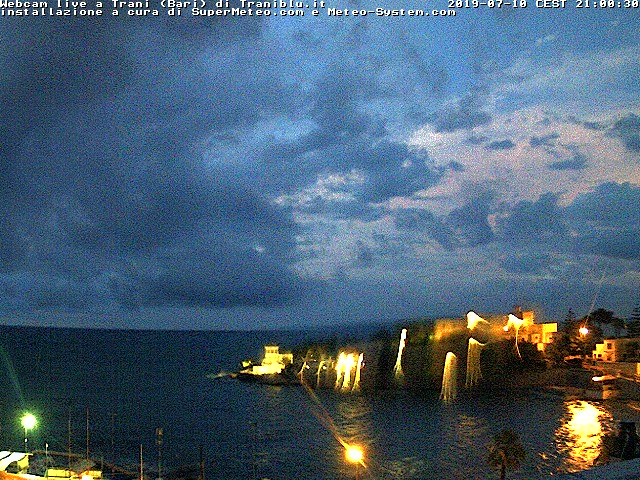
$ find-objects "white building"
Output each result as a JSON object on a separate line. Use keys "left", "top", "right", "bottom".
{"left": 249, "top": 345, "right": 293, "bottom": 375}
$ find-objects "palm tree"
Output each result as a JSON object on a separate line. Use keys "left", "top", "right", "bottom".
{"left": 487, "top": 429, "right": 526, "bottom": 480}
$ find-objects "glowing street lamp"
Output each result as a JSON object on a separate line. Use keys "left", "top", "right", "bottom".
{"left": 579, "top": 326, "right": 590, "bottom": 360}
{"left": 21, "top": 413, "right": 37, "bottom": 452}
{"left": 345, "top": 444, "right": 364, "bottom": 480}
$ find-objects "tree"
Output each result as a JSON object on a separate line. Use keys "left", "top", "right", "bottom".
{"left": 612, "top": 316, "right": 625, "bottom": 338}
{"left": 589, "top": 308, "right": 625, "bottom": 337}
{"left": 589, "top": 308, "right": 615, "bottom": 325}
{"left": 619, "top": 341, "right": 640, "bottom": 362}
{"left": 627, "top": 304, "right": 640, "bottom": 337}
{"left": 487, "top": 429, "right": 526, "bottom": 480}
{"left": 545, "top": 309, "right": 578, "bottom": 365}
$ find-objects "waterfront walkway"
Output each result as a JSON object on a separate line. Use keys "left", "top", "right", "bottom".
{"left": 551, "top": 458, "right": 640, "bottom": 479}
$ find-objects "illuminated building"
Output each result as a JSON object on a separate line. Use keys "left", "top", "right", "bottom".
{"left": 248, "top": 345, "right": 293, "bottom": 375}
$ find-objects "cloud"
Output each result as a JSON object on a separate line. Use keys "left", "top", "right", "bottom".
{"left": 562, "top": 183, "right": 640, "bottom": 260}
{"left": 393, "top": 189, "right": 495, "bottom": 250}
{"left": 530, "top": 132, "right": 560, "bottom": 148}
{"left": 0, "top": 17, "right": 308, "bottom": 313}
{"left": 567, "top": 182, "right": 640, "bottom": 229}
{"left": 351, "top": 142, "right": 443, "bottom": 204}
{"left": 497, "top": 251, "right": 558, "bottom": 276}
{"left": 497, "top": 193, "right": 567, "bottom": 245}
{"left": 576, "top": 230, "right": 640, "bottom": 260}
{"left": 495, "top": 45, "right": 640, "bottom": 115}
{"left": 446, "top": 192, "right": 496, "bottom": 247}
{"left": 485, "top": 139, "right": 516, "bottom": 150}
{"left": 2, "top": 11, "right": 640, "bottom": 326}
{"left": 394, "top": 208, "right": 460, "bottom": 250}
{"left": 548, "top": 153, "right": 588, "bottom": 171}
{"left": 428, "top": 93, "right": 492, "bottom": 133}
{"left": 611, "top": 113, "right": 640, "bottom": 153}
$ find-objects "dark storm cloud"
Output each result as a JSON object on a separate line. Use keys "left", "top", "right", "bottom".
{"left": 446, "top": 191, "right": 495, "bottom": 247}
{"left": 548, "top": 153, "right": 588, "bottom": 171}
{"left": 393, "top": 180, "right": 640, "bottom": 270}
{"left": 0, "top": 18, "right": 305, "bottom": 313}
{"left": 489, "top": 183, "right": 640, "bottom": 263}
{"left": 611, "top": 113, "right": 640, "bottom": 153}
{"left": 299, "top": 198, "right": 384, "bottom": 223}
{"left": 485, "top": 139, "right": 516, "bottom": 150}
{"left": 498, "top": 252, "right": 553, "bottom": 275}
{"left": 429, "top": 93, "right": 492, "bottom": 133}
{"left": 530, "top": 132, "right": 560, "bottom": 148}
{"left": 465, "top": 135, "right": 489, "bottom": 145}
{"left": 497, "top": 193, "right": 567, "bottom": 244}
{"left": 394, "top": 209, "right": 460, "bottom": 250}
{"left": 567, "top": 182, "right": 640, "bottom": 228}
{"left": 576, "top": 230, "right": 640, "bottom": 260}
{"left": 262, "top": 136, "right": 441, "bottom": 207}
{"left": 394, "top": 191, "right": 495, "bottom": 249}
{"left": 110, "top": 241, "right": 302, "bottom": 309}
{"left": 566, "top": 182, "right": 640, "bottom": 260}
{"left": 350, "top": 142, "right": 442, "bottom": 204}
{"left": 0, "top": 274, "right": 91, "bottom": 311}
{"left": 255, "top": 62, "right": 385, "bottom": 195}
{"left": 257, "top": 62, "right": 445, "bottom": 211}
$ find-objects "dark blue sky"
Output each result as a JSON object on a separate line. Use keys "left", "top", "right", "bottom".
{"left": 1, "top": 7, "right": 639, "bottom": 329}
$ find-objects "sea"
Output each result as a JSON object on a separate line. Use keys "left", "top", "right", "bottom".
{"left": 0, "top": 325, "right": 639, "bottom": 480}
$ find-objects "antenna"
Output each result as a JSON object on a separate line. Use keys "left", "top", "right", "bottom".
{"left": 86, "top": 407, "right": 90, "bottom": 461}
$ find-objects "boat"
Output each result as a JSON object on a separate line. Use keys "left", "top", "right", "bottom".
{"left": 234, "top": 345, "right": 299, "bottom": 385}
{"left": 583, "top": 374, "right": 621, "bottom": 400}
{"left": 0, "top": 451, "right": 102, "bottom": 480}
{"left": 236, "top": 369, "right": 299, "bottom": 385}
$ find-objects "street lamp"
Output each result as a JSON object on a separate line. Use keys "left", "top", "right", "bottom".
{"left": 21, "top": 413, "right": 37, "bottom": 452}
{"left": 345, "top": 444, "right": 364, "bottom": 480}
{"left": 579, "top": 326, "right": 590, "bottom": 361}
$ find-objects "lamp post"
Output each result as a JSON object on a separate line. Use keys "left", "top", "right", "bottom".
{"left": 21, "top": 413, "right": 37, "bottom": 453}
{"left": 345, "top": 444, "right": 363, "bottom": 480}
{"left": 579, "top": 326, "right": 589, "bottom": 361}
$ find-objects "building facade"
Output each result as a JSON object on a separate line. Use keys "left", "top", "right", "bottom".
{"left": 592, "top": 338, "right": 640, "bottom": 362}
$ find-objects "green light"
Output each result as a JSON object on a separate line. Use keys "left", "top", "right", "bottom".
{"left": 21, "top": 413, "right": 37, "bottom": 430}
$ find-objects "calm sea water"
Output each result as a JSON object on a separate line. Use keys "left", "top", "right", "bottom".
{"left": 0, "top": 326, "right": 637, "bottom": 480}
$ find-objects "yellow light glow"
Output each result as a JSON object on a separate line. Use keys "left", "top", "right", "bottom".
{"left": 558, "top": 401, "right": 607, "bottom": 470}
{"left": 579, "top": 327, "right": 589, "bottom": 336}
{"left": 345, "top": 445, "right": 364, "bottom": 464}
{"left": 336, "top": 352, "right": 361, "bottom": 391}
{"left": 506, "top": 314, "right": 524, "bottom": 330}
{"left": 466, "top": 311, "right": 488, "bottom": 330}
{"left": 505, "top": 314, "right": 526, "bottom": 359}
{"left": 21, "top": 413, "right": 37, "bottom": 430}
{"left": 393, "top": 329, "right": 407, "bottom": 379}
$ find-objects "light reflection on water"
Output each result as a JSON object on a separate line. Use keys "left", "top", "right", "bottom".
{"left": 334, "top": 395, "right": 376, "bottom": 478}
{"left": 216, "top": 383, "right": 633, "bottom": 480}
{"left": 554, "top": 400, "right": 615, "bottom": 473}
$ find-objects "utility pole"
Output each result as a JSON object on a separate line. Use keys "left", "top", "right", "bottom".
{"left": 85, "top": 408, "right": 90, "bottom": 462}
{"left": 139, "top": 444, "right": 144, "bottom": 480}
{"left": 155, "top": 428, "right": 163, "bottom": 480}
{"left": 198, "top": 445, "right": 205, "bottom": 480}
